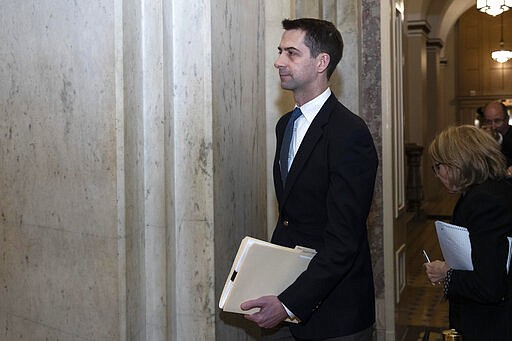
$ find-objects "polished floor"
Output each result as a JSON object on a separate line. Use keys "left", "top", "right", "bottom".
{"left": 395, "top": 193, "right": 459, "bottom": 341}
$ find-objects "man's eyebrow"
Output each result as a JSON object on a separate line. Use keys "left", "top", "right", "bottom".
{"left": 278, "top": 46, "right": 301, "bottom": 53}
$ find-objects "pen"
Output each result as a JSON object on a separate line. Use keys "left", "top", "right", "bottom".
{"left": 422, "top": 249, "right": 431, "bottom": 263}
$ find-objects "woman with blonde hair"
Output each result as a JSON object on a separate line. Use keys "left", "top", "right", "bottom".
{"left": 425, "top": 125, "right": 512, "bottom": 340}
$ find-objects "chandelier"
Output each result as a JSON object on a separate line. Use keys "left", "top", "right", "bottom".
{"left": 477, "top": 0, "right": 512, "bottom": 16}
{"left": 492, "top": 46, "right": 512, "bottom": 63}
{"left": 492, "top": 14, "right": 512, "bottom": 63}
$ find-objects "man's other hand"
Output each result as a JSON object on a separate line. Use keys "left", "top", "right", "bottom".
{"left": 240, "top": 295, "right": 289, "bottom": 328}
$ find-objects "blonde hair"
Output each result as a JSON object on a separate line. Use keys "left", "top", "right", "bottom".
{"left": 428, "top": 125, "right": 507, "bottom": 192}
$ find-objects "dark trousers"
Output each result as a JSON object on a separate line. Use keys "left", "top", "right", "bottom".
{"left": 261, "top": 324, "right": 375, "bottom": 341}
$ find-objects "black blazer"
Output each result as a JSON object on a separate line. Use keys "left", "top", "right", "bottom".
{"left": 448, "top": 179, "right": 512, "bottom": 341}
{"left": 271, "top": 94, "right": 378, "bottom": 339}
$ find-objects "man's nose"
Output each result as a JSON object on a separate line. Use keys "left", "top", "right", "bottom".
{"left": 274, "top": 54, "right": 284, "bottom": 68}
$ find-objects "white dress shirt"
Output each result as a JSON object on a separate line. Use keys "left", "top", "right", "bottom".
{"left": 289, "top": 88, "right": 332, "bottom": 168}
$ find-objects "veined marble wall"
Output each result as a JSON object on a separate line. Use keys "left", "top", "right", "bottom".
{"left": 0, "top": 0, "right": 163, "bottom": 339}
{"left": 1, "top": 0, "right": 267, "bottom": 339}
{"left": 1, "top": 0, "right": 385, "bottom": 340}
{"left": 0, "top": 0, "right": 122, "bottom": 339}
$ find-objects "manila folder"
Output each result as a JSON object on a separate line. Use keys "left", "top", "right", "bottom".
{"left": 218, "top": 236, "right": 316, "bottom": 316}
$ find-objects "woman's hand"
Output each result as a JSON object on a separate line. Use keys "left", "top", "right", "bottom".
{"left": 424, "top": 260, "right": 450, "bottom": 285}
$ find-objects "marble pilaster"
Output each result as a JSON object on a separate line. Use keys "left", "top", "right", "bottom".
{"left": 169, "top": 0, "right": 216, "bottom": 340}
{"left": 212, "top": 1, "right": 267, "bottom": 340}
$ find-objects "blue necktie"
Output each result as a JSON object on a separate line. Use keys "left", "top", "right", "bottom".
{"left": 280, "top": 107, "right": 302, "bottom": 184}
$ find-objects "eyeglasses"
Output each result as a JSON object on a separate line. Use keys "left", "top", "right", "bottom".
{"left": 482, "top": 118, "right": 505, "bottom": 126}
{"left": 431, "top": 163, "right": 442, "bottom": 176}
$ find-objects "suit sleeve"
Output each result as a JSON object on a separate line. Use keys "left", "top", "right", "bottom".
{"left": 278, "top": 118, "right": 378, "bottom": 322}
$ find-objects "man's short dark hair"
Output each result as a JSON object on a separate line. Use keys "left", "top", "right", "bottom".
{"left": 282, "top": 18, "right": 344, "bottom": 80}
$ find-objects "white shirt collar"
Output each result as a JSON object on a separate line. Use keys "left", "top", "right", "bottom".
{"left": 296, "top": 88, "right": 331, "bottom": 122}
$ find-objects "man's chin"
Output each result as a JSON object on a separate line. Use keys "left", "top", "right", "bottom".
{"left": 280, "top": 82, "right": 294, "bottom": 90}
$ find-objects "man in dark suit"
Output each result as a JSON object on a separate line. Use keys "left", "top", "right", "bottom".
{"left": 482, "top": 101, "right": 512, "bottom": 174}
{"left": 241, "top": 18, "right": 378, "bottom": 340}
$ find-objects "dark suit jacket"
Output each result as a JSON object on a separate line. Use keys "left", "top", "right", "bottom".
{"left": 501, "top": 126, "right": 512, "bottom": 167}
{"left": 448, "top": 179, "right": 512, "bottom": 341}
{"left": 271, "top": 94, "right": 378, "bottom": 339}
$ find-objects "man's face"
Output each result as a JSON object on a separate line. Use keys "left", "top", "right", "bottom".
{"left": 274, "top": 29, "right": 320, "bottom": 94}
{"left": 483, "top": 104, "right": 509, "bottom": 135}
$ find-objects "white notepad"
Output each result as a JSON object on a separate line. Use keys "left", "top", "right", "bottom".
{"left": 219, "top": 237, "right": 316, "bottom": 319}
{"left": 435, "top": 221, "right": 474, "bottom": 270}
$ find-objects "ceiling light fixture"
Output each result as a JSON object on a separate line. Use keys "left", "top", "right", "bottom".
{"left": 492, "top": 14, "right": 512, "bottom": 63}
{"left": 477, "top": 0, "right": 512, "bottom": 16}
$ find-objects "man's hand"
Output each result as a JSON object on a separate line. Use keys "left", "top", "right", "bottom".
{"left": 240, "top": 295, "right": 289, "bottom": 328}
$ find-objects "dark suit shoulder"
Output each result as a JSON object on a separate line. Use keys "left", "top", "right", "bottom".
{"left": 455, "top": 179, "right": 512, "bottom": 225}
{"left": 463, "top": 178, "right": 512, "bottom": 201}
{"left": 323, "top": 96, "right": 371, "bottom": 128}
{"left": 318, "top": 98, "right": 373, "bottom": 149}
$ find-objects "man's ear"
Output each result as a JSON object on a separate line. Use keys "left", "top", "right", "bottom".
{"left": 317, "top": 53, "right": 330, "bottom": 74}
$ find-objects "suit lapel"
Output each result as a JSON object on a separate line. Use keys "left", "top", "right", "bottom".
{"left": 274, "top": 111, "right": 290, "bottom": 203}
{"left": 279, "top": 95, "right": 335, "bottom": 207}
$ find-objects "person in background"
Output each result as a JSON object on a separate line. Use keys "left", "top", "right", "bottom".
{"left": 481, "top": 101, "right": 512, "bottom": 174}
{"left": 240, "top": 18, "right": 378, "bottom": 340}
{"left": 425, "top": 125, "right": 512, "bottom": 341}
